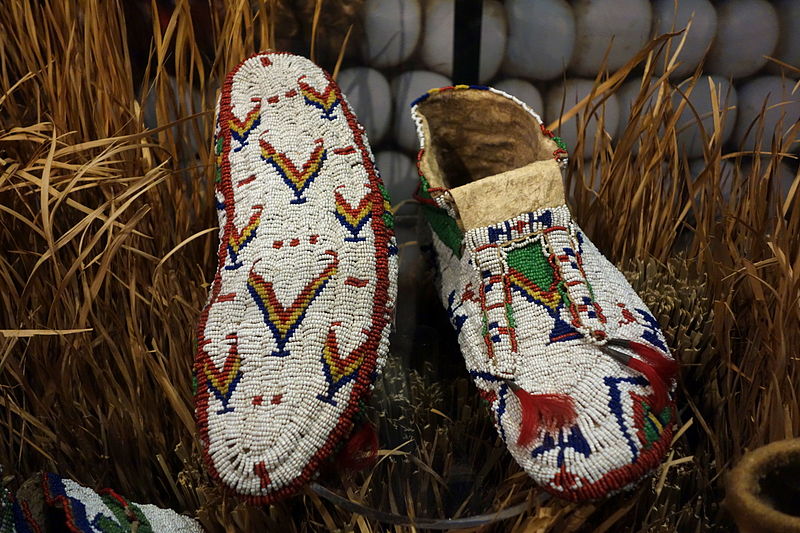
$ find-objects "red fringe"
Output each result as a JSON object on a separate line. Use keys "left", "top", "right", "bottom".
{"left": 627, "top": 358, "right": 670, "bottom": 411}
{"left": 627, "top": 341, "right": 678, "bottom": 411}
{"left": 628, "top": 341, "right": 679, "bottom": 381}
{"left": 513, "top": 390, "right": 576, "bottom": 447}
{"left": 338, "top": 422, "right": 378, "bottom": 471}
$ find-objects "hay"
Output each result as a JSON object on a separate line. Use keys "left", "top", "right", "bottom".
{"left": 0, "top": 1, "right": 798, "bottom": 531}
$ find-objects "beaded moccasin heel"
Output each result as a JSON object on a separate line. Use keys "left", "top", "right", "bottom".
{"left": 410, "top": 85, "right": 678, "bottom": 501}
{"left": 195, "top": 51, "right": 397, "bottom": 502}
{"left": 5, "top": 473, "right": 203, "bottom": 532}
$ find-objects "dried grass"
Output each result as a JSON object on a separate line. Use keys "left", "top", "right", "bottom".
{"left": 0, "top": 1, "right": 798, "bottom": 531}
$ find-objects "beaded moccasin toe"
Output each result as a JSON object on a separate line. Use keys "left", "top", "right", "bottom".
{"left": 6, "top": 473, "right": 203, "bottom": 532}
{"left": 410, "top": 85, "right": 678, "bottom": 501}
{"left": 195, "top": 51, "right": 397, "bottom": 502}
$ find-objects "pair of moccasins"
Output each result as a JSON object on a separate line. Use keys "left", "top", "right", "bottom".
{"left": 194, "top": 51, "right": 679, "bottom": 504}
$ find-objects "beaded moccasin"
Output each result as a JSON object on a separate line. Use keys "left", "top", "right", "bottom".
{"left": 5, "top": 473, "right": 203, "bottom": 532}
{"left": 194, "top": 51, "right": 397, "bottom": 502}
{"left": 410, "top": 85, "right": 678, "bottom": 500}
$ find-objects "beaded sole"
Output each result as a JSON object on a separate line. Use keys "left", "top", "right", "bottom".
{"left": 194, "top": 52, "right": 397, "bottom": 502}
{"left": 411, "top": 85, "right": 676, "bottom": 500}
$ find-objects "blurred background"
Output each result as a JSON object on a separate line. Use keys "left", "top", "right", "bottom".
{"left": 0, "top": 0, "right": 798, "bottom": 531}
{"left": 126, "top": 0, "right": 800, "bottom": 207}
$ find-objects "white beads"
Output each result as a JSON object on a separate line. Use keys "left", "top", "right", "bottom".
{"left": 411, "top": 85, "right": 674, "bottom": 500}
{"left": 45, "top": 475, "right": 203, "bottom": 532}
{"left": 493, "top": 79, "right": 544, "bottom": 119}
{"left": 197, "top": 52, "right": 397, "bottom": 501}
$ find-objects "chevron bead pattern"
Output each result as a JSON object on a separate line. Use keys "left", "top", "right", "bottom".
{"left": 198, "top": 335, "right": 242, "bottom": 413}
{"left": 229, "top": 99, "right": 261, "bottom": 152}
{"left": 298, "top": 75, "right": 340, "bottom": 119}
{"left": 194, "top": 51, "right": 397, "bottom": 503}
{"left": 260, "top": 137, "right": 327, "bottom": 203}
{"left": 247, "top": 251, "right": 338, "bottom": 357}
{"left": 334, "top": 186, "right": 373, "bottom": 241}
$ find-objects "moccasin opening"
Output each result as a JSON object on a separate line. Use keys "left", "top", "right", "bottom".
{"left": 415, "top": 89, "right": 558, "bottom": 189}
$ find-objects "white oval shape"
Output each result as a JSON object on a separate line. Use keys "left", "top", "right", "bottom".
{"left": 376, "top": 150, "right": 417, "bottom": 202}
{"left": 768, "top": 0, "right": 800, "bottom": 75}
{"left": 196, "top": 52, "right": 397, "bottom": 502}
{"left": 706, "top": 0, "right": 778, "bottom": 78}
{"left": 733, "top": 76, "right": 800, "bottom": 153}
{"left": 494, "top": 79, "right": 544, "bottom": 118}
{"left": 652, "top": 0, "right": 717, "bottom": 78}
{"left": 392, "top": 70, "right": 452, "bottom": 153}
{"left": 361, "top": 0, "right": 422, "bottom": 68}
{"left": 571, "top": 0, "right": 652, "bottom": 77}
{"left": 674, "top": 75, "right": 738, "bottom": 158}
{"left": 337, "top": 67, "right": 392, "bottom": 145}
{"left": 503, "top": 0, "right": 575, "bottom": 81}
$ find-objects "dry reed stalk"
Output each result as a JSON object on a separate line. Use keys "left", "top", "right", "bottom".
{"left": 1, "top": 1, "right": 798, "bottom": 531}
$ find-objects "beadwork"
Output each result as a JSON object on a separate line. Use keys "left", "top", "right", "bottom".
{"left": 195, "top": 51, "right": 397, "bottom": 503}
{"left": 6, "top": 473, "right": 203, "bottom": 533}
{"left": 411, "top": 85, "right": 677, "bottom": 501}
{"left": 0, "top": 481, "right": 18, "bottom": 533}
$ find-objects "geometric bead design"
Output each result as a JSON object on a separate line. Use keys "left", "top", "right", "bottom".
{"left": 17, "top": 473, "right": 204, "bottom": 533}
{"left": 411, "top": 84, "right": 676, "bottom": 501}
{"left": 259, "top": 137, "right": 327, "bottom": 204}
{"left": 194, "top": 51, "right": 397, "bottom": 503}
{"left": 298, "top": 75, "right": 340, "bottom": 120}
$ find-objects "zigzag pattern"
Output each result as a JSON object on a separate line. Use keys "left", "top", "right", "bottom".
{"left": 260, "top": 138, "right": 327, "bottom": 203}
{"left": 508, "top": 268, "right": 562, "bottom": 310}
{"left": 226, "top": 205, "right": 263, "bottom": 269}
{"left": 298, "top": 76, "right": 339, "bottom": 119}
{"left": 334, "top": 187, "right": 372, "bottom": 242}
{"left": 505, "top": 242, "right": 584, "bottom": 344}
{"left": 196, "top": 51, "right": 397, "bottom": 504}
{"left": 412, "top": 84, "right": 676, "bottom": 502}
{"left": 229, "top": 99, "right": 262, "bottom": 152}
{"left": 198, "top": 336, "right": 242, "bottom": 414}
{"left": 247, "top": 251, "right": 338, "bottom": 357}
{"left": 317, "top": 325, "right": 367, "bottom": 405}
